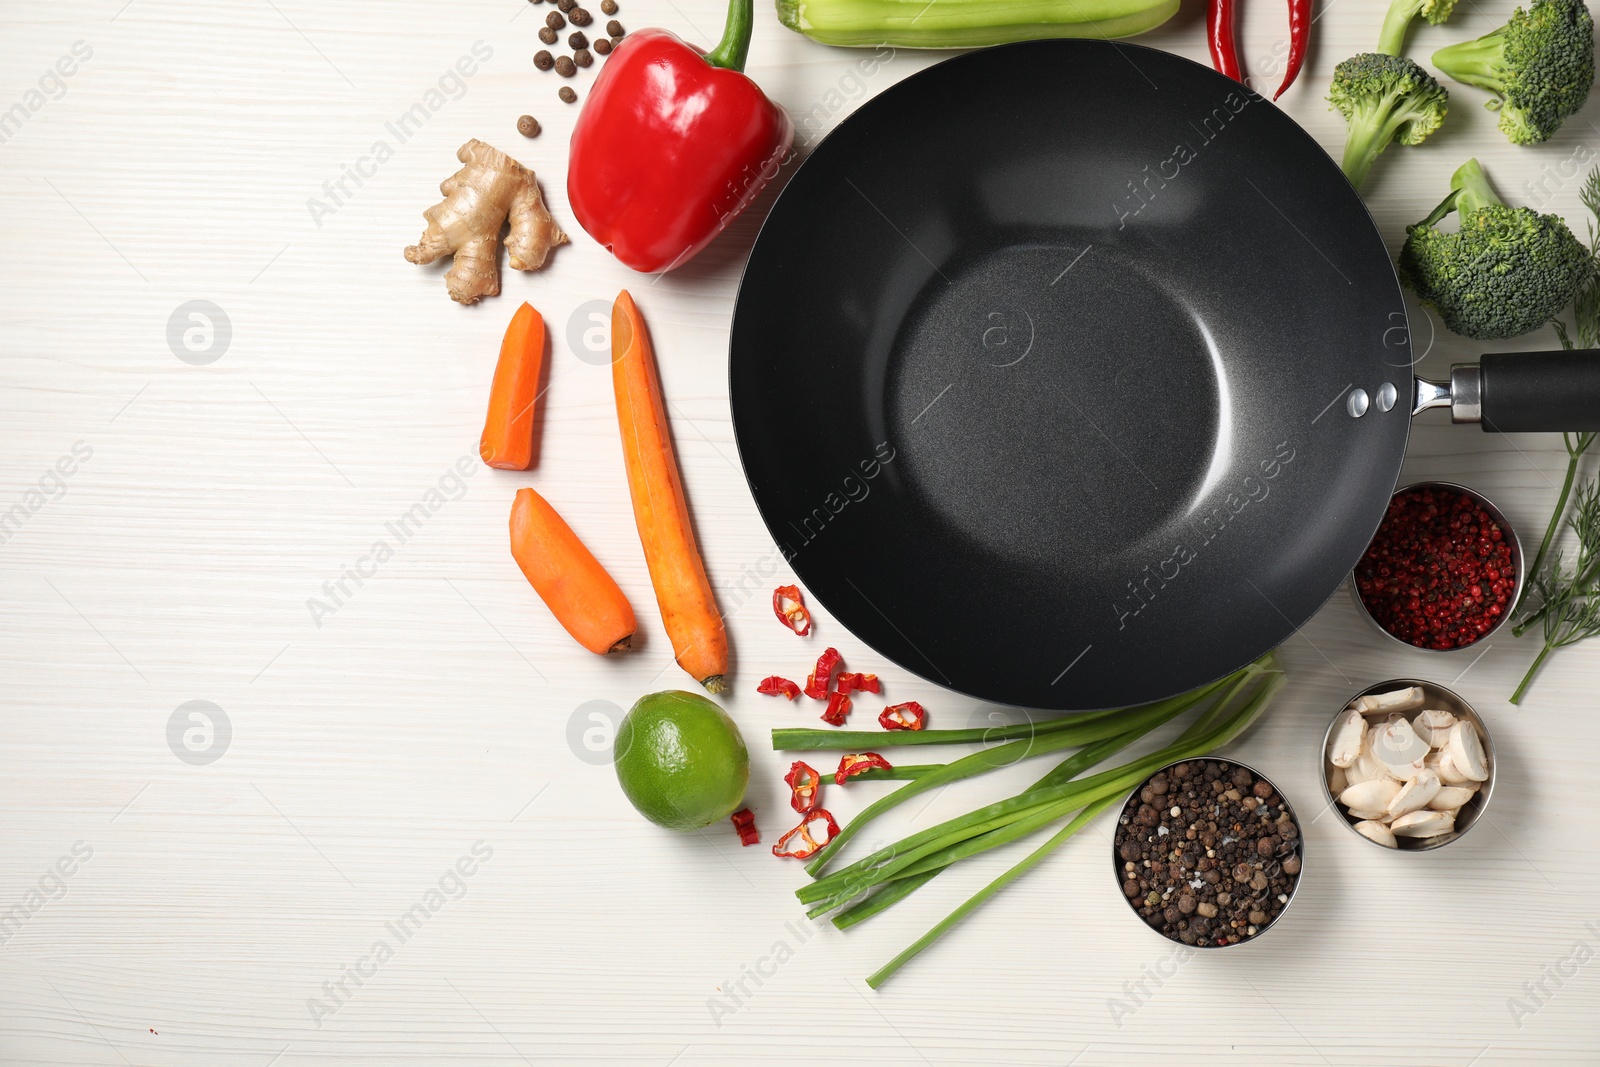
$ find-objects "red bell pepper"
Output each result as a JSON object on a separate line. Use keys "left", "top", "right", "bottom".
{"left": 567, "top": 0, "right": 794, "bottom": 273}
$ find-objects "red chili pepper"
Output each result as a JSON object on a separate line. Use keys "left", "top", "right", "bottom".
{"left": 772, "top": 808, "right": 839, "bottom": 859}
{"left": 879, "top": 701, "right": 926, "bottom": 731}
{"left": 835, "top": 752, "right": 892, "bottom": 785}
{"left": 821, "top": 690, "right": 852, "bottom": 726}
{"left": 730, "top": 807, "right": 759, "bottom": 846}
{"left": 757, "top": 675, "right": 801, "bottom": 700}
{"left": 783, "top": 761, "right": 821, "bottom": 813}
{"left": 804, "top": 647, "right": 842, "bottom": 700}
{"left": 837, "top": 671, "right": 879, "bottom": 694}
{"left": 1275, "top": 0, "right": 1312, "bottom": 99}
{"left": 1207, "top": 0, "right": 1244, "bottom": 83}
{"left": 772, "top": 585, "right": 812, "bottom": 636}
{"left": 567, "top": 0, "right": 794, "bottom": 273}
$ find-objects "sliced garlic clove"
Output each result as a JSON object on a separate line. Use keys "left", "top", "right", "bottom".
{"left": 1373, "top": 715, "right": 1432, "bottom": 776}
{"left": 1340, "top": 777, "right": 1401, "bottom": 813}
{"left": 1390, "top": 809, "right": 1456, "bottom": 838}
{"left": 1445, "top": 721, "right": 1490, "bottom": 782}
{"left": 1327, "top": 709, "right": 1367, "bottom": 768}
{"left": 1327, "top": 764, "right": 1349, "bottom": 796}
{"left": 1412, "top": 708, "right": 1458, "bottom": 748}
{"left": 1428, "top": 785, "right": 1479, "bottom": 811}
{"left": 1346, "top": 807, "right": 1391, "bottom": 822}
{"left": 1387, "top": 770, "right": 1441, "bottom": 817}
{"left": 1435, "top": 750, "right": 1474, "bottom": 785}
{"left": 1352, "top": 686, "right": 1425, "bottom": 715}
{"left": 1353, "top": 819, "right": 1398, "bottom": 847}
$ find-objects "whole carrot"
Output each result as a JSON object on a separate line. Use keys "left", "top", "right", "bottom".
{"left": 611, "top": 290, "right": 728, "bottom": 693}
{"left": 480, "top": 302, "right": 546, "bottom": 470}
{"left": 509, "top": 488, "right": 636, "bottom": 655}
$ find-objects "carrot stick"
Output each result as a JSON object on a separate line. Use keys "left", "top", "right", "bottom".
{"left": 509, "top": 488, "right": 636, "bottom": 655}
{"left": 480, "top": 302, "right": 546, "bottom": 470}
{"left": 611, "top": 290, "right": 728, "bottom": 693}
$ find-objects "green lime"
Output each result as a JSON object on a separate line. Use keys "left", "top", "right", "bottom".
{"left": 613, "top": 690, "right": 749, "bottom": 830}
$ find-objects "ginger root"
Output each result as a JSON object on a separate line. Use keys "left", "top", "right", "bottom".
{"left": 405, "top": 139, "right": 567, "bottom": 305}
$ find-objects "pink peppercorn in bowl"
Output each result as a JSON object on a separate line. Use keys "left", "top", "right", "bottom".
{"left": 1350, "top": 481, "right": 1523, "bottom": 653}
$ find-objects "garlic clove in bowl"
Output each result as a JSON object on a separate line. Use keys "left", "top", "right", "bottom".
{"left": 1373, "top": 716, "right": 1431, "bottom": 777}
{"left": 1391, "top": 809, "right": 1456, "bottom": 838}
{"left": 1387, "top": 770, "right": 1442, "bottom": 817}
{"left": 1445, "top": 720, "right": 1490, "bottom": 782}
{"left": 1412, "top": 708, "right": 1457, "bottom": 747}
{"left": 1340, "top": 778, "right": 1401, "bottom": 813}
{"left": 1327, "top": 709, "right": 1366, "bottom": 768}
{"left": 1352, "top": 687, "right": 1425, "bottom": 714}
{"left": 1428, "top": 784, "right": 1479, "bottom": 811}
{"left": 1353, "top": 820, "right": 1398, "bottom": 847}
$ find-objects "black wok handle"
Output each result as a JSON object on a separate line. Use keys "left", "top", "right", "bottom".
{"left": 1456, "top": 351, "right": 1600, "bottom": 432}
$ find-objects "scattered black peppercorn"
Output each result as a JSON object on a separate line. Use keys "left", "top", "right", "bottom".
{"left": 559, "top": 86, "right": 577, "bottom": 103}
{"left": 600, "top": 0, "right": 617, "bottom": 11}
{"left": 534, "top": 49, "right": 555, "bottom": 69}
{"left": 538, "top": 26, "right": 558, "bottom": 44}
{"left": 606, "top": 19, "right": 623, "bottom": 35}
{"left": 516, "top": 115, "right": 541, "bottom": 137}
{"left": 573, "top": 47, "right": 593, "bottom": 68}
{"left": 557, "top": 0, "right": 576, "bottom": 9}
{"left": 570, "top": 6, "right": 593, "bottom": 25}
{"left": 546, "top": 10, "right": 566, "bottom": 29}
{"left": 594, "top": 37, "right": 611, "bottom": 54}
{"left": 568, "top": 31, "right": 588, "bottom": 48}
{"left": 1112, "top": 759, "right": 1301, "bottom": 947}
{"left": 554, "top": 54, "right": 577, "bottom": 76}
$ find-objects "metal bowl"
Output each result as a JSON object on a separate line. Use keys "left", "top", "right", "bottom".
{"left": 1349, "top": 480, "right": 1524, "bottom": 652}
{"left": 1112, "top": 758, "right": 1305, "bottom": 949}
{"left": 1320, "top": 678, "right": 1497, "bottom": 852}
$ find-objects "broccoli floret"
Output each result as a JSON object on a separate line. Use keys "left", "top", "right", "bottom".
{"left": 1432, "top": 0, "right": 1594, "bottom": 145}
{"left": 1398, "top": 158, "right": 1592, "bottom": 339}
{"left": 1377, "top": 0, "right": 1459, "bottom": 57}
{"left": 1328, "top": 54, "right": 1449, "bottom": 190}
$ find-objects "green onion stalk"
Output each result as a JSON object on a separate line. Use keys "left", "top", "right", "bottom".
{"left": 773, "top": 655, "right": 1286, "bottom": 986}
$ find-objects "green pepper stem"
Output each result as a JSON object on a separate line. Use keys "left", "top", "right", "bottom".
{"left": 703, "top": 0, "right": 753, "bottom": 72}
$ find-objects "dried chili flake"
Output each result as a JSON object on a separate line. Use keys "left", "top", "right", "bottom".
{"left": 757, "top": 675, "right": 801, "bottom": 700}
{"left": 879, "top": 701, "right": 926, "bottom": 731}
{"left": 837, "top": 671, "right": 880, "bottom": 694}
{"left": 772, "top": 584, "right": 812, "bottom": 636}
{"left": 835, "top": 752, "right": 892, "bottom": 785}
{"left": 772, "top": 808, "right": 840, "bottom": 859}
{"left": 730, "top": 807, "right": 759, "bottom": 846}
{"left": 804, "top": 647, "right": 842, "bottom": 700}
{"left": 821, "top": 689, "right": 852, "bottom": 726}
{"left": 783, "top": 761, "right": 822, "bottom": 813}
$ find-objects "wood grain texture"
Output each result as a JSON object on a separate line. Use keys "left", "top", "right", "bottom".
{"left": 2, "top": 0, "right": 1599, "bottom": 1063}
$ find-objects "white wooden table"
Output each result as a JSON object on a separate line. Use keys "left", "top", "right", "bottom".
{"left": 4, "top": 0, "right": 1599, "bottom": 1063}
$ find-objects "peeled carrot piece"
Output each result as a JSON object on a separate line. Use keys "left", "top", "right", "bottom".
{"left": 611, "top": 290, "right": 728, "bottom": 693}
{"left": 480, "top": 302, "right": 546, "bottom": 470}
{"left": 509, "top": 488, "right": 636, "bottom": 655}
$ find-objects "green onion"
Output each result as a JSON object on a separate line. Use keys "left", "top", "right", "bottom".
{"left": 769, "top": 655, "right": 1287, "bottom": 984}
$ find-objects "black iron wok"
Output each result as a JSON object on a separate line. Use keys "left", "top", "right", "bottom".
{"left": 729, "top": 40, "right": 1600, "bottom": 711}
